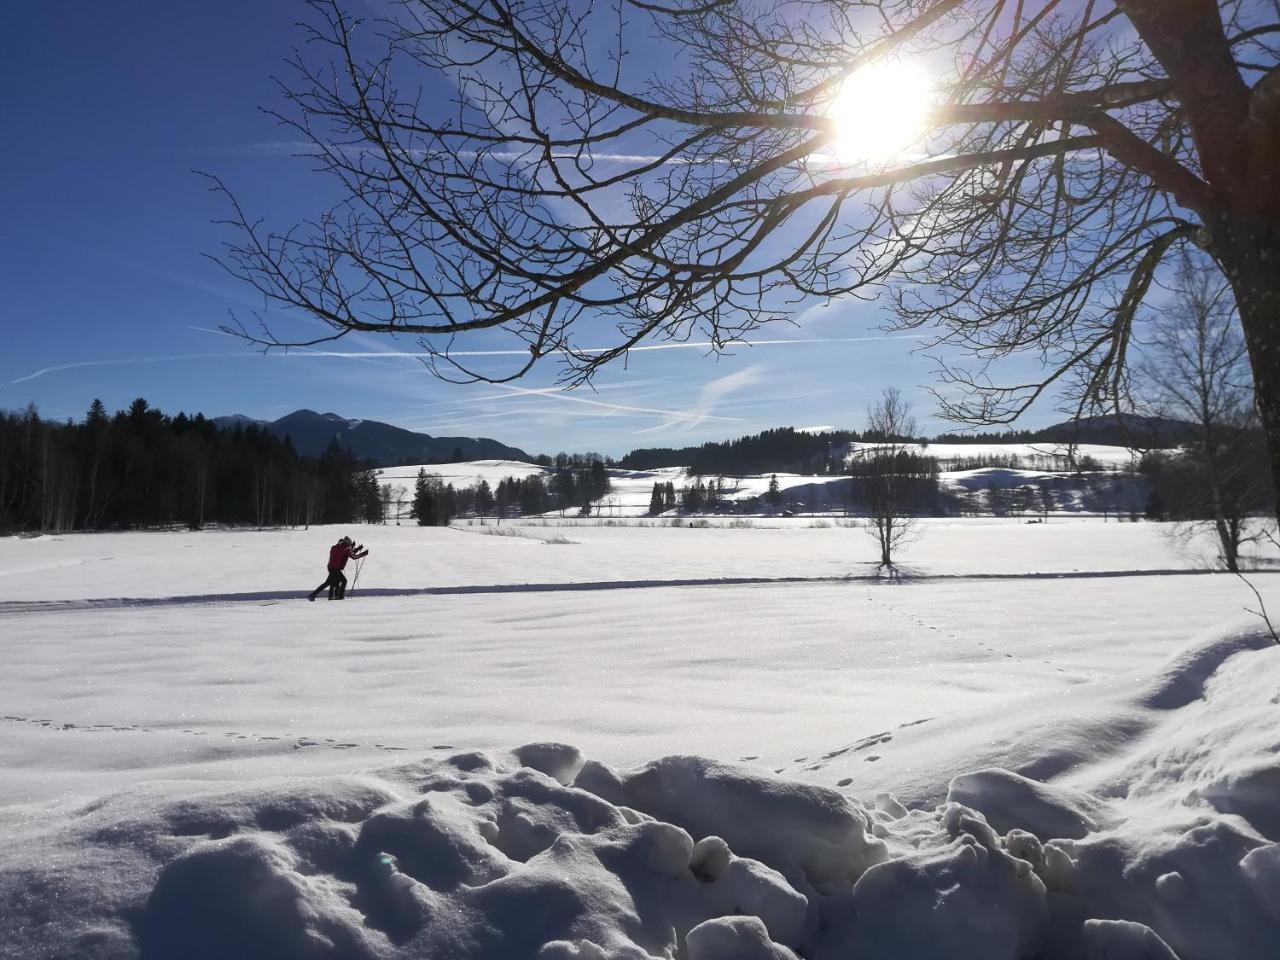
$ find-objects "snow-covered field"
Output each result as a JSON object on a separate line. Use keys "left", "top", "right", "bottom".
{"left": 2, "top": 521, "right": 1278, "bottom": 959}
{"left": 847, "top": 440, "right": 1142, "bottom": 468}
{"left": 378, "top": 448, "right": 1145, "bottom": 519}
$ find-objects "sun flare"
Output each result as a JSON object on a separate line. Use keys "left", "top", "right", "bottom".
{"left": 829, "top": 59, "right": 934, "bottom": 164}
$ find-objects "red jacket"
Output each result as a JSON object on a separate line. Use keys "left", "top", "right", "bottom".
{"left": 328, "top": 542, "right": 355, "bottom": 570}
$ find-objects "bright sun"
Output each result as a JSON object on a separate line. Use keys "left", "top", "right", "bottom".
{"left": 829, "top": 59, "right": 934, "bottom": 164}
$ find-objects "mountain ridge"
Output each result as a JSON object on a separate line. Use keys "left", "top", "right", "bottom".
{"left": 213, "top": 409, "right": 529, "bottom": 466}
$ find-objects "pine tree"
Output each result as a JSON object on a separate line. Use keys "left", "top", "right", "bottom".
{"left": 682, "top": 480, "right": 704, "bottom": 513}
{"left": 474, "top": 478, "right": 495, "bottom": 515}
{"left": 413, "top": 468, "right": 433, "bottom": 526}
{"left": 551, "top": 468, "right": 577, "bottom": 514}
{"left": 766, "top": 474, "right": 782, "bottom": 509}
{"left": 648, "top": 482, "right": 665, "bottom": 516}
{"left": 588, "top": 459, "right": 609, "bottom": 502}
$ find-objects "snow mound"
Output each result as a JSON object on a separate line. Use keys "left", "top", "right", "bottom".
{"left": 4, "top": 624, "right": 1280, "bottom": 960}
{"left": 848, "top": 831, "right": 1049, "bottom": 960}
{"left": 1076, "top": 919, "right": 1181, "bottom": 959}
{"left": 576, "top": 754, "right": 888, "bottom": 890}
{"left": 948, "top": 768, "right": 1117, "bottom": 840}
{"left": 118, "top": 752, "right": 826, "bottom": 960}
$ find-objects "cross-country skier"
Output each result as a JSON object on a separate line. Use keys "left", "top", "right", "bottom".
{"left": 308, "top": 536, "right": 369, "bottom": 601}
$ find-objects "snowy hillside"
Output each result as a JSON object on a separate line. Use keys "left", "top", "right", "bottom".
{"left": 379, "top": 446, "right": 1146, "bottom": 518}
{"left": 846, "top": 441, "right": 1142, "bottom": 469}
{"left": 1, "top": 522, "right": 1278, "bottom": 959}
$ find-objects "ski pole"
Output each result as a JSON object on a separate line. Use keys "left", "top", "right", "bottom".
{"left": 350, "top": 557, "right": 365, "bottom": 596}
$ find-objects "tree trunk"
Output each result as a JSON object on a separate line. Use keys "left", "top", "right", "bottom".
{"left": 1211, "top": 217, "right": 1280, "bottom": 524}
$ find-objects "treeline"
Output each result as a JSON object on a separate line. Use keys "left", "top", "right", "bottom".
{"left": 0, "top": 400, "right": 383, "bottom": 532}
{"left": 620, "top": 427, "right": 860, "bottom": 475}
{"left": 930, "top": 428, "right": 1040, "bottom": 444}
{"left": 940, "top": 452, "right": 1115, "bottom": 473}
{"left": 619, "top": 419, "right": 1195, "bottom": 478}
{"left": 620, "top": 426, "right": 1059, "bottom": 476}
{"left": 846, "top": 449, "right": 943, "bottom": 515}
{"left": 646, "top": 478, "right": 732, "bottom": 515}
{"left": 411, "top": 458, "right": 611, "bottom": 525}
{"left": 1140, "top": 430, "right": 1273, "bottom": 525}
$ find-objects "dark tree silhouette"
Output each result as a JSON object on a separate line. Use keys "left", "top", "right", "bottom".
{"left": 1137, "top": 253, "right": 1273, "bottom": 569}
{"left": 215, "top": 0, "right": 1280, "bottom": 519}
{"left": 851, "top": 387, "right": 925, "bottom": 566}
{"left": 0, "top": 401, "right": 370, "bottom": 532}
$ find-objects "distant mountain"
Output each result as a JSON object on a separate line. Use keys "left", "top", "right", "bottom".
{"left": 929, "top": 414, "right": 1195, "bottom": 447}
{"left": 212, "top": 414, "right": 263, "bottom": 428}
{"left": 215, "top": 409, "right": 529, "bottom": 466}
{"left": 1032, "top": 413, "right": 1195, "bottom": 447}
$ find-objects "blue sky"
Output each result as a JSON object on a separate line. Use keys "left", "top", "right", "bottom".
{"left": 2, "top": 1, "right": 1062, "bottom": 457}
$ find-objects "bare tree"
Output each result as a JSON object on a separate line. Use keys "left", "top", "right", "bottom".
{"left": 852, "top": 387, "right": 924, "bottom": 567}
{"left": 1138, "top": 252, "right": 1273, "bottom": 570}
{"left": 379, "top": 481, "right": 395, "bottom": 524}
{"left": 214, "top": 0, "right": 1280, "bottom": 521}
{"left": 388, "top": 483, "right": 410, "bottom": 522}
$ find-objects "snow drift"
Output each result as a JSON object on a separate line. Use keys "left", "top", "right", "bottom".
{"left": 2, "top": 622, "right": 1278, "bottom": 960}
{"left": 0, "top": 609, "right": 1274, "bottom": 960}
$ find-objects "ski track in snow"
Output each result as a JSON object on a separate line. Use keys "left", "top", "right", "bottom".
{"left": 1, "top": 567, "right": 1273, "bottom": 618}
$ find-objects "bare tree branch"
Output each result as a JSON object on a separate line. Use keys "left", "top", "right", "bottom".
{"left": 210, "top": 0, "right": 1280, "bottom": 520}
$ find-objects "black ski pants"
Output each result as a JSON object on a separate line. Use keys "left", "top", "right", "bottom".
{"left": 310, "top": 567, "right": 347, "bottom": 600}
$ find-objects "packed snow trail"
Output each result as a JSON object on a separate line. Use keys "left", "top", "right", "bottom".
{"left": 1, "top": 567, "right": 1273, "bottom": 618}
{"left": 7, "top": 520, "right": 1277, "bottom": 604}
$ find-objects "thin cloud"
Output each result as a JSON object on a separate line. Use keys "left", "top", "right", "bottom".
{"left": 5, "top": 333, "right": 925, "bottom": 390}
{"left": 486, "top": 383, "right": 745, "bottom": 424}
{"left": 3, "top": 353, "right": 258, "bottom": 388}
{"left": 217, "top": 140, "right": 714, "bottom": 166}
{"left": 237, "top": 334, "right": 928, "bottom": 360}
{"left": 632, "top": 364, "right": 766, "bottom": 436}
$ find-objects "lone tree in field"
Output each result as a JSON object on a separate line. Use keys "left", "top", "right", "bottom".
{"left": 766, "top": 474, "right": 783, "bottom": 509}
{"left": 853, "top": 387, "right": 921, "bottom": 567}
{"left": 412, "top": 468, "right": 436, "bottom": 526}
{"left": 1138, "top": 252, "right": 1273, "bottom": 570}
{"left": 217, "top": 0, "right": 1280, "bottom": 521}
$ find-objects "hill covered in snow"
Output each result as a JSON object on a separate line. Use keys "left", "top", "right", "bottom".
{"left": 380, "top": 443, "right": 1147, "bottom": 519}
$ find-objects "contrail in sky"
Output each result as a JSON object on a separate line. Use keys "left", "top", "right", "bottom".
{"left": 273, "top": 334, "right": 928, "bottom": 359}
{"left": 4, "top": 353, "right": 259, "bottom": 387}
{"left": 3, "top": 334, "right": 927, "bottom": 387}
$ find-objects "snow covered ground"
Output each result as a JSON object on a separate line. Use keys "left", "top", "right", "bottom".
{"left": 1, "top": 521, "right": 1278, "bottom": 959}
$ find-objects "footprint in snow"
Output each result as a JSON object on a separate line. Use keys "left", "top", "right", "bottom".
{"left": 898, "top": 717, "right": 934, "bottom": 728}
{"left": 854, "top": 732, "right": 892, "bottom": 751}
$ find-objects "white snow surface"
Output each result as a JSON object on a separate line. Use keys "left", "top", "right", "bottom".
{"left": 1, "top": 521, "right": 1279, "bottom": 959}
